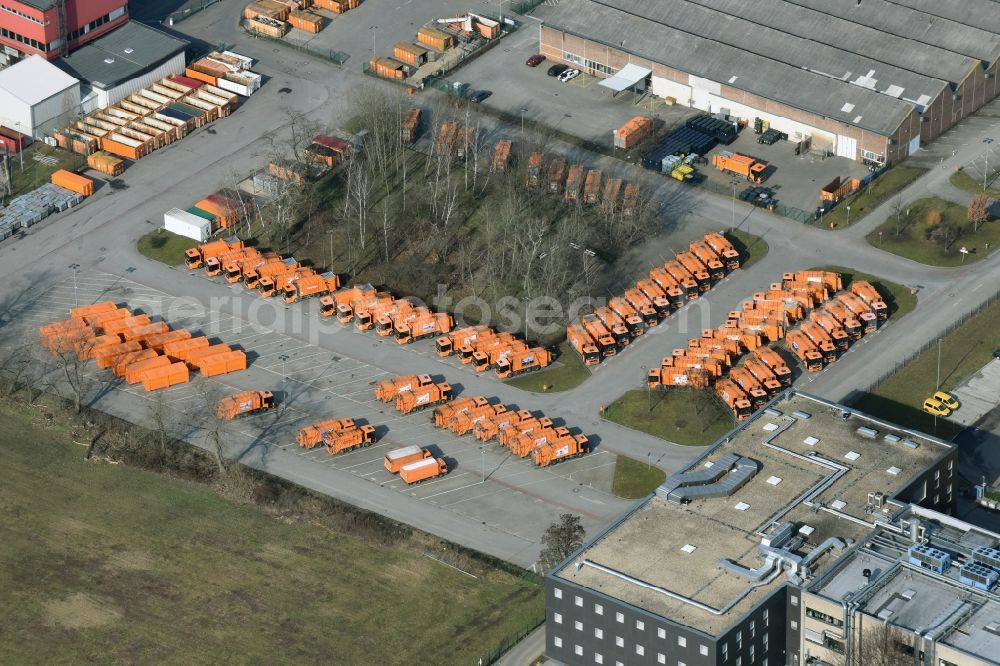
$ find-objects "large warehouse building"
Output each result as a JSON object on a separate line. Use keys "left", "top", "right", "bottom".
{"left": 535, "top": 0, "right": 1000, "bottom": 163}
{"left": 0, "top": 53, "right": 80, "bottom": 136}
{"left": 0, "top": 0, "right": 129, "bottom": 64}
{"left": 543, "top": 391, "right": 988, "bottom": 666}
{"left": 55, "top": 21, "right": 189, "bottom": 110}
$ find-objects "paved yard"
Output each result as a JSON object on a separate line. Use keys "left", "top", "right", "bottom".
{"left": 16, "top": 270, "right": 631, "bottom": 565}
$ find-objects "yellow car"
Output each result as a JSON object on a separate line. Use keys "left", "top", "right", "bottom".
{"left": 922, "top": 397, "right": 952, "bottom": 417}
{"left": 933, "top": 391, "right": 959, "bottom": 411}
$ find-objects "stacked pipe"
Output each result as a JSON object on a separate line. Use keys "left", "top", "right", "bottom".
{"left": 567, "top": 232, "right": 741, "bottom": 366}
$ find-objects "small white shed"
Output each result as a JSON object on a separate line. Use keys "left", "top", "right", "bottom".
{"left": 164, "top": 208, "right": 211, "bottom": 242}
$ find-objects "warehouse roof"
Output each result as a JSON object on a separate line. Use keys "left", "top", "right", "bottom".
{"left": 56, "top": 21, "right": 189, "bottom": 90}
{"left": 553, "top": 391, "right": 954, "bottom": 635}
{"left": 535, "top": 0, "right": 918, "bottom": 135}
{"left": 610, "top": 0, "right": 946, "bottom": 111}
{"left": 880, "top": 0, "right": 1000, "bottom": 37}
{"left": 786, "top": 0, "right": 1000, "bottom": 65}
{"left": 0, "top": 54, "right": 78, "bottom": 106}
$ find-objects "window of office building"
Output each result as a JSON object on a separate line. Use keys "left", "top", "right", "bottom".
{"left": 575, "top": 645, "right": 583, "bottom": 656}
{"left": 595, "top": 603, "right": 603, "bottom": 615}
{"left": 616, "top": 612, "right": 624, "bottom": 623}
{"left": 616, "top": 636, "right": 624, "bottom": 648}
{"left": 677, "top": 636, "right": 686, "bottom": 647}
{"left": 554, "top": 613, "right": 562, "bottom": 624}
{"left": 575, "top": 621, "right": 583, "bottom": 632}
{"left": 554, "top": 636, "right": 563, "bottom": 648}
{"left": 700, "top": 645, "right": 709, "bottom": 656}
{"left": 658, "top": 628, "right": 666, "bottom": 639}
{"left": 595, "top": 653, "right": 603, "bottom": 664}
{"left": 595, "top": 627, "right": 603, "bottom": 639}
{"left": 636, "top": 620, "right": 645, "bottom": 631}
{"left": 806, "top": 608, "right": 844, "bottom": 627}
{"left": 575, "top": 596, "right": 583, "bottom": 607}
{"left": 636, "top": 645, "right": 645, "bottom": 656}
{"left": 553, "top": 587, "right": 562, "bottom": 599}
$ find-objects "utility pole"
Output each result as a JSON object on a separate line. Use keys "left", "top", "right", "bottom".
{"left": 326, "top": 229, "right": 335, "bottom": 270}
{"left": 370, "top": 25, "right": 377, "bottom": 57}
{"left": 846, "top": 205, "right": 851, "bottom": 227}
{"left": 936, "top": 338, "right": 941, "bottom": 390}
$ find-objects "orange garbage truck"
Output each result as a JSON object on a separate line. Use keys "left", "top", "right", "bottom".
{"left": 185, "top": 237, "right": 243, "bottom": 270}
{"left": 728, "top": 367, "right": 770, "bottom": 410}
{"left": 509, "top": 426, "right": 568, "bottom": 458}
{"left": 396, "top": 311, "right": 453, "bottom": 344}
{"left": 282, "top": 271, "right": 341, "bottom": 303}
{"left": 823, "top": 300, "right": 863, "bottom": 340}
{"left": 785, "top": 329, "right": 824, "bottom": 372}
{"left": 623, "top": 287, "right": 659, "bottom": 327}
{"left": 375, "top": 374, "right": 433, "bottom": 402}
{"left": 704, "top": 233, "right": 741, "bottom": 271}
{"left": 526, "top": 152, "right": 543, "bottom": 188}
{"left": 324, "top": 424, "right": 377, "bottom": 455}
{"left": 396, "top": 382, "right": 453, "bottom": 414}
{"left": 436, "top": 325, "right": 491, "bottom": 357}
{"left": 607, "top": 297, "right": 645, "bottom": 338}
{"left": 495, "top": 346, "right": 552, "bottom": 379}
{"left": 472, "top": 339, "right": 527, "bottom": 373}
{"left": 688, "top": 240, "right": 726, "bottom": 282}
{"left": 647, "top": 365, "right": 710, "bottom": 390}
{"left": 835, "top": 294, "right": 878, "bottom": 334}
{"left": 246, "top": 256, "right": 299, "bottom": 290}
{"left": 809, "top": 310, "right": 850, "bottom": 351}
{"left": 433, "top": 396, "right": 488, "bottom": 429}
{"left": 581, "top": 314, "right": 617, "bottom": 358}
{"left": 534, "top": 434, "right": 588, "bottom": 467}
{"left": 566, "top": 323, "right": 600, "bottom": 367}
{"left": 676, "top": 251, "right": 712, "bottom": 293}
{"left": 782, "top": 271, "right": 842, "bottom": 294}
{"left": 648, "top": 266, "right": 686, "bottom": 309}
{"left": 741, "top": 357, "right": 783, "bottom": 396}
{"left": 499, "top": 416, "right": 553, "bottom": 449}
{"left": 216, "top": 390, "right": 276, "bottom": 420}
{"left": 384, "top": 446, "right": 432, "bottom": 473}
{"left": 715, "top": 379, "right": 753, "bottom": 420}
{"left": 850, "top": 280, "right": 888, "bottom": 321}
{"left": 663, "top": 260, "right": 700, "bottom": 300}
{"left": 399, "top": 457, "right": 448, "bottom": 484}
{"left": 752, "top": 347, "right": 793, "bottom": 387}
{"left": 297, "top": 418, "right": 356, "bottom": 448}
{"left": 474, "top": 409, "right": 532, "bottom": 442}
{"left": 635, "top": 279, "right": 672, "bottom": 319}
{"left": 712, "top": 151, "right": 767, "bottom": 183}
{"left": 593, "top": 307, "right": 631, "bottom": 347}
{"left": 799, "top": 321, "right": 838, "bottom": 364}
{"left": 450, "top": 403, "right": 506, "bottom": 436}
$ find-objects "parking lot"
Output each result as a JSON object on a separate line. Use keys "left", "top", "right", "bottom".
{"left": 15, "top": 269, "right": 632, "bottom": 565}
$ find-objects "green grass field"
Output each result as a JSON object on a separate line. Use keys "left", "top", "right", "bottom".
{"left": 603, "top": 390, "right": 734, "bottom": 446}
{"left": 851, "top": 298, "right": 1000, "bottom": 442}
{"left": 950, "top": 168, "right": 1000, "bottom": 199}
{"left": 811, "top": 266, "right": 917, "bottom": 319}
{"left": 138, "top": 229, "right": 194, "bottom": 266}
{"left": 611, "top": 455, "right": 666, "bottom": 499}
{"left": 726, "top": 229, "right": 769, "bottom": 269}
{"left": 506, "top": 342, "right": 591, "bottom": 392}
{"left": 865, "top": 197, "right": 999, "bottom": 266}
{"left": 813, "top": 166, "right": 926, "bottom": 229}
{"left": 0, "top": 402, "right": 542, "bottom": 665}
{"left": 5, "top": 144, "right": 87, "bottom": 199}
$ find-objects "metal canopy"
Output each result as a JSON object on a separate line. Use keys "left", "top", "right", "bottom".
{"left": 598, "top": 63, "right": 652, "bottom": 92}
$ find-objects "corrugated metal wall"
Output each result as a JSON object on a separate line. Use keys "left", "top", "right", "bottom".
{"left": 97, "top": 52, "right": 186, "bottom": 108}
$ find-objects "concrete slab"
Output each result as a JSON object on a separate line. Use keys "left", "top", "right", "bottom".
{"left": 951, "top": 360, "right": 1000, "bottom": 426}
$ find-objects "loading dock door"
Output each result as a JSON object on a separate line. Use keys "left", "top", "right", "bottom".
{"left": 907, "top": 135, "right": 921, "bottom": 156}
{"left": 836, "top": 135, "right": 858, "bottom": 159}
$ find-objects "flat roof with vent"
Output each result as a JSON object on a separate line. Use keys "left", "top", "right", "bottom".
{"left": 554, "top": 391, "right": 954, "bottom": 635}
{"left": 810, "top": 506, "right": 1000, "bottom": 662}
{"left": 55, "top": 21, "right": 189, "bottom": 90}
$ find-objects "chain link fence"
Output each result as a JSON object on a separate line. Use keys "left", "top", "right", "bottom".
{"left": 239, "top": 20, "right": 349, "bottom": 65}
{"left": 861, "top": 289, "right": 1000, "bottom": 395}
{"left": 164, "top": 0, "right": 225, "bottom": 25}
{"left": 480, "top": 618, "right": 545, "bottom": 665}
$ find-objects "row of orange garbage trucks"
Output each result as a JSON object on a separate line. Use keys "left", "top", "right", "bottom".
{"left": 647, "top": 270, "right": 889, "bottom": 420}
{"left": 567, "top": 232, "right": 741, "bottom": 366}
{"left": 185, "top": 237, "right": 554, "bottom": 379}
{"left": 39, "top": 301, "right": 248, "bottom": 392}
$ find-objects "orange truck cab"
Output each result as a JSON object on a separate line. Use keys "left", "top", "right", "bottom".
{"left": 566, "top": 324, "right": 600, "bottom": 366}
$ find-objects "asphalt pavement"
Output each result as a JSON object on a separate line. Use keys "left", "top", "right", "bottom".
{"left": 2, "top": 0, "right": 1000, "bottom": 569}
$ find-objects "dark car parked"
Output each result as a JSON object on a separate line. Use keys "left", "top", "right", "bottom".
{"left": 469, "top": 90, "right": 492, "bottom": 103}
{"left": 526, "top": 54, "right": 546, "bottom": 67}
{"left": 547, "top": 63, "right": 569, "bottom": 77}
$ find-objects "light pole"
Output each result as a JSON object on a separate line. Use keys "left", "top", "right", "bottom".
{"left": 521, "top": 296, "right": 530, "bottom": 341}
{"left": 326, "top": 229, "right": 335, "bottom": 270}
{"left": 845, "top": 205, "right": 851, "bottom": 227}
{"left": 369, "top": 25, "right": 377, "bottom": 57}
{"left": 520, "top": 108, "right": 527, "bottom": 135}
{"left": 730, "top": 176, "right": 738, "bottom": 230}
{"left": 279, "top": 354, "right": 290, "bottom": 388}
{"left": 480, "top": 445, "right": 485, "bottom": 484}
{"left": 936, "top": 338, "right": 941, "bottom": 390}
{"left": 14, "top": 122, "right": 23, "bottom": 173}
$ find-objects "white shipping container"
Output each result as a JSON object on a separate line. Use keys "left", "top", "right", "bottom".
{"left": 217, "top": 71, "right": 262, "bottom": 97}
{"left": 164, "top": 208, "right": 211, "bottom": 242}
{"left": 222, "top": 50, "right": 254, "bottom": 70}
